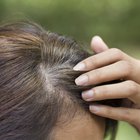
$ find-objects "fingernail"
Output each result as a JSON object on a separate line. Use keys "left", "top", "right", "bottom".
{"left": 91, "top": 36, "right": 102, "bottom": 45}
{"left": 75, "top": 75, "right": 88, "bottom": 85}
{"left": 92, "top": 36, "right": 102, "bottom": 42}
{"left": 89, "top": 105, "right": 100, "bottom": 113}
{"left": 82, "top": 90, "right": 94, "bottom": 101}
{"left": 73, "top": 63, "right": 86, "bottom": 71}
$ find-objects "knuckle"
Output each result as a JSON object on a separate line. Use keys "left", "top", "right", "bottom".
{"left": 82, "top": 58, "right": 90, "bottom": 67}
{"left": 82, "top": 61, "right": 89, "bottom": 69}
{"left": 91, "top": 56, "right": 98, "bottom": 67}
{"left": 92, "top": 88, "right": 98, "bottom": 98}
{"left": 111, "top": 48, "right": 123, "bottom": 59}
{"left": 83, "top": 56, "right": 97, "bottom": 69}
{"left": 119, "top": 60, "right": 132, "bottom": 76}
{"left": 121, "top": 110, "right": 130, "bottom": 121}
{"left": 95, "top": 86, "right": 109, "bottom": 100}
{"left": 92, "top": 69, "right": 101, "bottom": 81}
{"left": 126, "top": 80, "right": 138, "bottom": 95}
{"left": 104, "top": 107, "right": 112, "bottom": 115}
{"left": 121, "top": 109, "right": 135, "bottom": 124}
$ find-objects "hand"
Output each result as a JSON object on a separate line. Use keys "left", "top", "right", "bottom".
{"left": 73, "top": 36, "right": 140, "bottom": 133}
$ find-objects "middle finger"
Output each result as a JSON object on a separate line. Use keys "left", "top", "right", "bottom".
{"left": 75, "top": 60, "right": 131, "bottom": 86}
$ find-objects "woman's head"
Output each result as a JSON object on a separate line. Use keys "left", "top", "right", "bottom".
{"left": 0, "top": 21, "right": 118, "bottom": 140}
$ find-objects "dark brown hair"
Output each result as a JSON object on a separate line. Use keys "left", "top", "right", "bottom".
{"left": 0, "top": 21, "right": 120, "bottom": 140}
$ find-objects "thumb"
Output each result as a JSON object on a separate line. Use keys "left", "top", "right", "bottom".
{"left": 91, "top": 36, "right": 109, "bottom": 53}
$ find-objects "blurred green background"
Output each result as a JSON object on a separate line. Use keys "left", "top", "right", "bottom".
{"left": 0, "top": 0, "right": 140, "bottom": 139}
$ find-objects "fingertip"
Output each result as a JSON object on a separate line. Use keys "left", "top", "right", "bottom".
{"left": 91, "top": 36, "right": 103, "bottom": 44}
{"left": 73, "top": 62, "right": 86, "bottom": 71}
{"left": 91, "top": 35, "right": 109, "bottom": 53}
{"left": 89, "top": 105, "right": 101, "bottom": 113}
{"left": 91, "top": 35, "right": 103, "bottom": 48}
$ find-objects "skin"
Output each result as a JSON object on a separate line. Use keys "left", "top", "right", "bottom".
{"left": 73, "top": 36, "right": 140, "bottom": 133}
{"left": 54, "top": 113, "right": 105, "bottom": 140}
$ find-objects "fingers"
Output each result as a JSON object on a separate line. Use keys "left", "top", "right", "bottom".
{"left": 73, "top": 36, "right": 109, "bottom": 71}
{"left": 82, "top": 80, "right": 140, "bottom": 105}
{"left": 91, "top": 36, "right": 109, "bottom": 53}
{"left": 73, "top": 48, "right": 128, "bottom": 71}
{"left": 89, "top": 105, "right": 140, "bottom": 127}
{"left": 75, "top": 60, "right": 132, "bottom": 86}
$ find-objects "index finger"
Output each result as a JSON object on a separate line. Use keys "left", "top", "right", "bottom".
{"left": 73, "top": 48, "right": 126, "bottom": 71}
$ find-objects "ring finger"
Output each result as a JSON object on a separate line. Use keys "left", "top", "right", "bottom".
{"left": 82, "top": 80, "right": 140, "bottom": 105}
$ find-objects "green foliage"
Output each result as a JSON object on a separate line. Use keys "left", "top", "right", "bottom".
{"left": 0, "top": 0, "right": 140, "bottom": 48}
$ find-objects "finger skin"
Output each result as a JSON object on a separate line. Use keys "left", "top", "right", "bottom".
{"left": 89, "top": 105, "right": 140, "bottom": 130}
{"left": 73, "top": 36, "right": 109, "bottom": 71}
{"left": 73, "top": 48, "right": 130, "bottom": 71}
{"left": 82, "top": 80, "right": 140, "bottom": 105}
{"left": 91, "top": 36, "right": 109, "bottom": 53}
{"left": 79, "top": 48, "right": 127, "bottom": 71}
{"left": 75, "top": 60, "right": 132, "bottom": 86}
